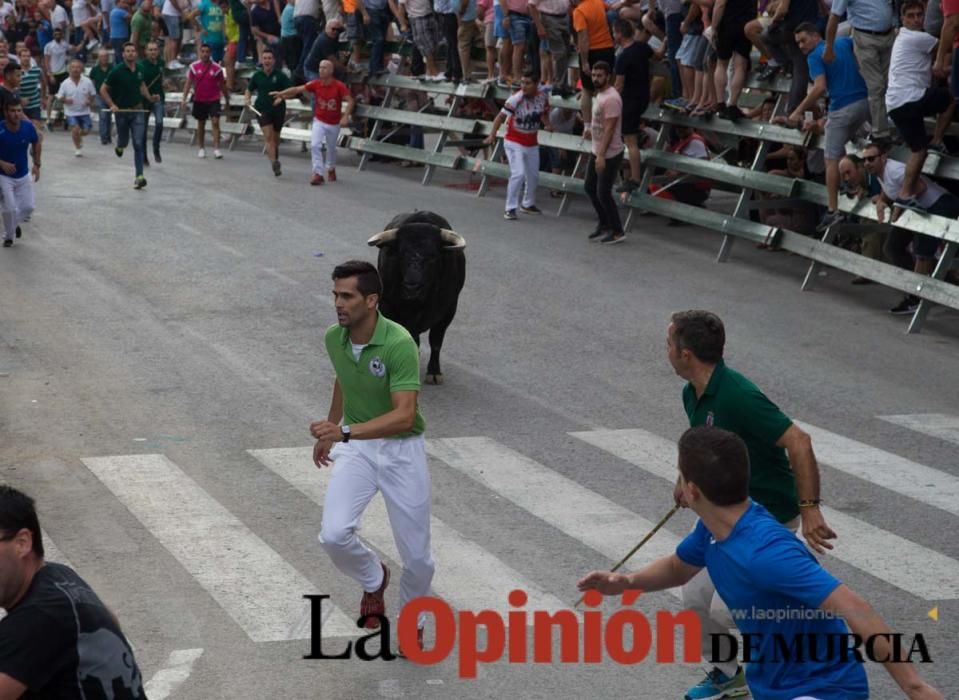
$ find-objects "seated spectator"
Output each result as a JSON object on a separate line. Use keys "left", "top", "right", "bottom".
{"left": 649, "top": 124, "right": 711, "bottom": 208}
{"left": 839, "top": 152, "right": 887, "bottom": 282}
{"left": 303, "top": 19, "right": 347, "bottom": 81}
{"left": 759, "top": 146, "right": 818, "bottom": 238}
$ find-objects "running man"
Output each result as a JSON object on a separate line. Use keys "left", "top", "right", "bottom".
{"left": 666, "top": 309, "right": 837, "bottom": 699}
{"left": 271, "top": 59, "right": 354, "bottom": 185}
{"left": 579, "top": 426, "right": 942, "bottom": 700}
{"left": 0, "top": 486, "right": 147, "bottom": 698}
{"left": 310, "top": 260, "right": 433, "bottom": 652}
{"left": 56, "top": 59, "right": 97, "bottom": 157}
{"left": 245, "top": 46, "right": 291, "bottom": 176}
{"left": 89, "top": 48, "right": 114, "bottom": 144}
{"left": 137, "top": 41, "right": 166, "bottom": 164}
{"left": 0, "top": 99, "right": 40, "bottom": 248}
{"left": 181, "top": 43, "right": 229, "bottom": 159}
{"left": 100, "top": 42, "right": 159, "bottom": 190}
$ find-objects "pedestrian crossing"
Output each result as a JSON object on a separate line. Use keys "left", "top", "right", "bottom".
{"left": 51, "top": 413, "right": 959, "bottom": 646}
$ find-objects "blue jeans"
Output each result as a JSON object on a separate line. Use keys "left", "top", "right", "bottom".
{"left": 665, "top": 12, "right": 683, "bottom": 98}
{"left": 96, "top": 95, "right": 113, "bottom": 143}
{"left": 145, "top": 100, "right": 164, "bottom": 152}
{"left": 507, "top": 12, "right": 532, "bottom": 44}
{"left": 115, "top": 111, "right": 146, "bottom": 177}
{"left": 367, "top": 7, "right": 390, "bottom": 74}
{"left": 294, "top": 14, "right": 319, "bottom": 76}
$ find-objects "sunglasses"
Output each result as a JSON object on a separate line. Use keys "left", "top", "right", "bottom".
{"left": 864, "top": 154, "right": 880, "bottom": 162}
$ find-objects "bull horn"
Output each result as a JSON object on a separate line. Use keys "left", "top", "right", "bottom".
{"left": 440, "top": 229, "right": 466, "bottom": 250}
{"left": 367, "top": 228, "right": 399, "bottom": 247}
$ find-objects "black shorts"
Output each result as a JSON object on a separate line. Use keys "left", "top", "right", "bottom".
{"left": 888, "top": 87, "right": 953, "bottom": 152}
{"left": 192, "top": 100, "right": 222, "bottom": 121}
{"left": 51, "top": 72, "right": 68, "bottom": 95}
{"left": 715, "top": 17, "right": 752, "bottom": 61}
{"left": 621, "top": 98, "right": 649, "bottom": 136}
{"left": 23, "top": 107, "right": 42, "bottom": 121}
{"left": 581, "top": 47, "right": 616, "bottom": 93}
{"left": 257, "top": 107, "right": 286, "bottom": 131}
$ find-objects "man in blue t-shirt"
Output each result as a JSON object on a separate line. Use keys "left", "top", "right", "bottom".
{"left": 195, "top": 0, "right": 227, "bottom": 62}
{"left": 786, "top": 22, "right": 870, "bottom": 236}
{"left": 578, "top": 426, "right": 943, "bottom": 700}
{"left": 0, "top": 100, "right": 40, "bottom": 248}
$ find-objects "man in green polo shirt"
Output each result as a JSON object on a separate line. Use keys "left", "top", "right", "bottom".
{"left": 99, "top": 42, "right": 158, "bottom": 189}
{"left": 130, "top": 0, "right": 155, "bottom": 57}
{"left": 665, "top": 309, "right": 837, "bottom": 700}
{"left": 89, "top": 49, "right": 113, "bottom": 144}
{"left": 244, "top": 47, "right": 291, "bottom": 176}
{"left": 137, "top": 41, "right": 165, "bottom": 165}
{"left": 309, "top": 259, "right": 432, "bottom": 653}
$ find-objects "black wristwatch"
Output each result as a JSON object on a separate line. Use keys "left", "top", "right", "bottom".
{"left": 341, "top": 425, "right": 351, "bottom": 443}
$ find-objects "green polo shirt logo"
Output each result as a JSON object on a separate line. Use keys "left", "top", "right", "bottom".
{"left": 325, "top": 313, "right": 425, "bottom": 438}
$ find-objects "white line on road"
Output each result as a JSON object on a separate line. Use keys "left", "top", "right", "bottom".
{"left": 796, "top": 421, "right": 959, "bottom": 519}
{"left": 425, "top": 437, "right": 683, "bottom": 600}
{"left": 570, "top": 428, "right": 959, "bottom": 600}
{"left": 143, "top": 648, "right": 204, "bottom": 700}
{"left": 175, "top": 222, "right": 246, "bottom": 259}
{"left": 81, "top": 454, "right": 357, "bottom": 642}
{"left": 261, "top": 267, "right": 301, "bottom": 286}
{"left": 249, "top": 447, "right": 568, "bottom": 615}
{"left": 878, "top": 413, "right": 959, "bottom": 448}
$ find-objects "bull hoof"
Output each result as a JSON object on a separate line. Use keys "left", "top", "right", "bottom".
{"left": 424, "top": 373, "right": 444, "bottom": 385}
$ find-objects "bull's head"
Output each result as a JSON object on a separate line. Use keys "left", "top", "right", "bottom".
{"left": 368, "top": 225, "right": 465, "bottom": 301}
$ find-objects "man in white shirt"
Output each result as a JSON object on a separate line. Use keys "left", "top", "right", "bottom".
{"left": 885, "top": 0, "right": 955, "bottom": 209}
{"left": 43, "top": 27, "right": 75, "bottom": 121}
{"left": 863, "top": 141, "right": 959, "bottom": 314}
{"left": 56, "top": 59, "right": 98, "bottom": 156}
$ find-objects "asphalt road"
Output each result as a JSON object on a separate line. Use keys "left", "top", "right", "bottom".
{"left": 2, "top": 130, "right": 958, "bottom": 700}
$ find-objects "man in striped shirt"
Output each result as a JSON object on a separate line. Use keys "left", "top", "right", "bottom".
{"left": 16, "top": 49, "right": 44, "bottom": 134}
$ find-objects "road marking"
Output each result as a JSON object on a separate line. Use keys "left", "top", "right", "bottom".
{"left": 878, "top": 413, "right": 959, "bottom": 448}
{"left": 144, "top": 648, "right": 204, "bottom": 700}
{"left": 261, "top": 267, "right": 300, "bottom": 286}
{"left": 424, "top": 437, "right": 683, "bottom": 600}
{"left": 796, "top": 421, "right": 959, "bottom": 518}
{"left": 81, "top": 454, "right": 357, "bottom": 642}
{"left": 249, "top": 447, "right": 568, "bottom": 615}
{"left": 175, "top": 221, "right": 245, "bottom": 258}
{"left": 571, "top": 428, "right": 959, "bottom": 600}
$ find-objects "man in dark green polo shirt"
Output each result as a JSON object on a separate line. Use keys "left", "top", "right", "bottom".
{"left": 665, "top": 309, "right": 837, "bottom": 700}
{"left": 89, "top": 49, "right": 114, "bottom": 144}
{"left": 137, "top": 41, "right": 166, "bottom": 165}
{"left": 99, "top": 42, "right": 157, "bottom": 189}
{"left": 244, "top": 47, "right": 291, "bottom": 176}
{"left": 309, "top": 259, "right": 432, "bottom": 654}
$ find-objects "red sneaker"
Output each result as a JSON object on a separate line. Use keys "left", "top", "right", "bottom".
{"left": 310, "top": 173, "right": 324, "bottom": 186}
{"left": 328, "top": 168, "right": 337, "bottom": 182}
{"left": 360, "top": 563, "right": 390, "bottom": 629}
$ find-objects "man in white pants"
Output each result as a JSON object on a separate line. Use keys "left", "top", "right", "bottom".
{"left": 272, "top": 59, "right": 354, "bottom": 185}
{"left": 310, "top": 260, "right": 433, "bottom": 653}
{"left": 484, "top": 70, "right": 551, "bottom": 220}
{"left": 0, "top": 100, "right": 40, "bottom": 248}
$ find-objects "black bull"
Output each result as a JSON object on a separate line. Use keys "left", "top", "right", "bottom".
{"left": 367, "top": 212, "right": 466, "bottom": 385}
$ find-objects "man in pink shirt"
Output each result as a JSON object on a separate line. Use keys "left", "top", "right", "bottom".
{"left": 583, "top": 61, "right": 625, "bottom": 245}
{"left": 181, "top": 43, "right": 230, "bottom": 159}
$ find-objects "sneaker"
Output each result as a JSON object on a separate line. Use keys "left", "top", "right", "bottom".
{"left": 662, "top": 97, "right": 688, "bottom": 112}
{"left": 74, "top": 148, "right": 82, "bottom": 157}
{"left": 756, "top": 63, "right": 780, "bottom": 81}
{"left": 198, "top": 148, "right": 206, "bottom": 159}
{"left": 213, "top": 149, "right": 223, "bottom": 159}
{"left": 397, "top": 627, "right": 425, "bottom": 658}
{"left": 929, "top": 142, "right": 949, "bottom": 156}
{"left": 520, "top": 204, "right": 542, "bottom": 214}
{"left": 328, "top": 168, "right": 337, "bottom": 182}
{"left": 816, "top": 209, "right": 845, "bottom": 232}
{"left": 890, "top": 295, "right": 921, "bottom": 315}
{"left": 359, "top": 563, "right": 390, "bottom": 629}
{"left": 86, "top": 38, "right": 99, "bottom": 51}
{"left": 134, "top": 175, "right": 147, "bottom": 189}
{"left": 15, "top": 226, "right": 21, "bottom": 238}
{"left": 272, "top": 159, "right": 282, "bottom": 176}
{"left": 166, "top": 60, "right": 184, "bottom": 70}
{"left": 724, "top": 105, "right": 746, "bottom": 122}
{"left": 600, "top": 231, "right": 626, "bottom": 245}
{"left": 154, "top": 148, "right": 162, "bottom": 163}
{"left": 310, "top": 172, "right": 325, "bottom": 185}
{"left": 495, "top": 78, "right": 510, "bottom": 89}
{"left": 504, "top": 208, "right": 518, "bottom": 220}
{"left": 685, "top": 667, "right": 750, "bottom": 700}
{"left": 115, "top": 147, "right": 124, "bottom": 158}
{"left": 2, "top": 239, "right": 11, "bottom": 248}
{"left": 587, "top": 226, "right": 607, "bottom": 241}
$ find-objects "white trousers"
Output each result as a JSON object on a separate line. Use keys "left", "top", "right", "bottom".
{"left": 0, "top": 174, "right": 34, "bottom": 241}
{"left": 504, "top": 139, "right": 539, "bottom": 211}
{"left": 682, "top": 516, "right": 800, "bottom": 677}
{"left": 319, "top": 435, "right": 434, "bottom": 626}
{"left": 311, "top": 119, "right": 340, "bottom": 175}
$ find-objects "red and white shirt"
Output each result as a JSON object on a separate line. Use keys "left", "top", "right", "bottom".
{"left": 305, "top": 78, "right": 350, "bottom": 125}
{"left": 188, "top": 60, "right": 225, "bottom": 103}
{"left": 501, "top": 90, "right": 549, "bottom": 147}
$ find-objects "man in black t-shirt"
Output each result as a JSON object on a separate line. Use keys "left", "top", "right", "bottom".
{"left": 0, "top": 486, "right": 146, "bottom": 700}
{"left": 613, "top": 19, "right": 653, "bottom": 194}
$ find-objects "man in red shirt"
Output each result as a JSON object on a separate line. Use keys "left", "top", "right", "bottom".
{"left": 272, "top": 59, "right": 354, "bottom": 185}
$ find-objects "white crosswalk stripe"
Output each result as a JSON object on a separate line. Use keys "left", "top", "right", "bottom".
{"left": 81, "top": 454, "right": 358, "bottom": 642}
{"left": 425, "top": 437, "right": 684, "bottom": 600}
{"left": 249, "top": 447, "right": 568, "bottom": 616}
{"left": 878, "top": 413, "right": 959, "bottom": 448}
{"left": 570, "top": 428, "right": 959, "bottom": 600}
{"left": 795, "top": 421, "right": 959, "bottom": 518}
